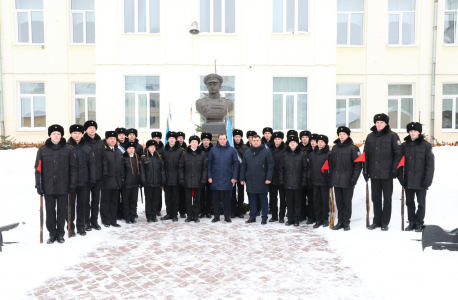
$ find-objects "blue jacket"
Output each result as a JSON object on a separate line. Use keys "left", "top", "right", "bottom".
{"left": 208, "top": 142, "right": 239, "bottom": 190}
{"left": 239, "top": 144, "right": 275, "bottom": 194}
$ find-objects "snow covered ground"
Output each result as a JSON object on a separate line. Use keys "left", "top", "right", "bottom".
{"left": 0, "top": 146, "right": 457, "bottom": 299}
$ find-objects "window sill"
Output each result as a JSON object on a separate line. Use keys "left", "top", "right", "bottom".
{"left": 122, "top": 33, "right": 161, "bottom": 36}
{"left": 16, "top": 128, "right": 47, "bottom": 132}
{"left": 197, "top": 33, "right": 237, "bottom": 36}
{"left": 271, "top": 32, "right": 310, "bottom": 35}
{"left": 443, "top": 44, "right": 458, "bottom": 47}
{"left": 14, "top": 43, "right": 45, "bottom": 46}
{"left": 386, "top": 44, "right": 418, "bottom": 48}
{"left": 69, "top": 43, "right": 95, "bottom": 46}
{"left": 337, "top": 45, "right": 365, "bottom": 48}
{"left": 441, "top": 129, "right": 458, "bottom": 133}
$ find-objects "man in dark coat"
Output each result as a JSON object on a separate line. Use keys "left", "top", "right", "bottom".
{"left": 115, "top": 127, "right": 128, "bottom": 153}
{"left": 34, "top": 125, "right": 77, "bottom": 244}
{"left": 122, "top": 142, "right": 141, "bottom": 224}
{"left": 232, "top": 129, "right": 247, "bottom": 218}
{"left": 177, "top": 131, "right": 187, "bottom": 150}
{"left": 299, "top": 130, "right": 314, "bottom": 223}
{"left": 285, "top": 129, "right": 298, "bottom": 146}
{"left": 398, "top": 122, "right": 435, "bottom": 232}
{"left": 279, "top": 135, "right": 308, "bottom": 226}
{"left": 126, "top": 128, "right": 144, "bottom": 157}
{"left": 151, "top": 131, "right": 164, "bottom": 216}
{"left": 67, "top": 124, "right": 96, "bottom": 236}
{"left": 208, "top": 134, "right": 239, "bottom": 223}
{"left": 176, "top": 131, "right": 188, "bottom": 218}
{"left": 240, "top": 135, "right": 275, "bottom": 224}
{"left": 246, "top": 130, "right": 257, "bottom": 148}
{"left": 329, "top": 127, "right": 362, "bottom": 231}
{"left": 308, "top": 135, "right": 331, "bottom": 228}
{"left": 161, "top": 131, "right": 184, "bottom": 222}
{"left": 261, "top": 127, "right": 273, "bottom": 148}
{"left": 364, "top": 113, "right": 403, "bottom": 231}
{"left": 179, "top": 135, "right": 208, "bottom": 223}
{"left": 199, "top": 132, "right": 213, "bottom": 218}
{"left": 269, "top": 131, "right": 286, "bottom": 223}
{"left": 100, "top": 131, "right": 125, "bottom": 228}
{"left": 83, "top": 121, "right": 107, "bottom": 231}
{"left": 310, "top": 133, "right": 318, "bottom": 150}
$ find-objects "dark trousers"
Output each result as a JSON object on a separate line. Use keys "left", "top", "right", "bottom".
{"left": 69, "top": 186, "right": 88, "bottom": 231}
{"left": 231, "top": 182, "right": 245, "bottom": 215}
{"left": 164, "top": 185, "right": 180, "bottom": 217}
{"left": 269, "top": 184, "right": 286, "bottom": 219}
{"left": 313, "top": 186, "right": 330, "bottom": 222}
{"left": 406, "top": 189, "right": 427, "bottom": 225}
{"left": 122, "top": 186, "right": 138, "bottom": 222}
{"left": 304, "top": 188, "right": 315, "bottom": 221}
{"left": 200, "top": 182, "right": 212, "bottom": 214}
{"left": 158, "top": 189, "right": 163, "bottom": 212}
{"left": 185, "top": 188, "right": 201, "bottom": 218}
{"left": 334, "top": 187, "right": 354, "bottom": 226}
{"left": 285, "top": 189, "right": 302, "bottom": 222}
{"left": 117, "top": 191, "right": 123, "bottom": 219}
{"left": 44, "top": 194, "right": 67, "bottom": 238}
{"left": 100, "top": 189, "right": 120, "bottom": 225}
{"left": 248, "top": 192, "right": 268, "bottom": 220}
{"left": 85, "top": 180, "right": 101, "bottom": 226}
{"left": 213, "top": 190, "right": 231, "bottom": 219}
{"left": 370, "top": 178, "right": 393, "bottom": 226}
{"left": 145, "top": 186, "right": 161, "bottom": 220}
{"left": 179, "top": 186, "right": 187, "bottom": 215}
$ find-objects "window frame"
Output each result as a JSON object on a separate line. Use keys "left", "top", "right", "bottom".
{"left": 336, "top": 1, "right": 365, "bottom": 47}
{"left": 441, "top": 83, "right": 458, "bottom": 132}
{"left": 335, "top": 83, "right": 363, "bottom": 132}
{"left": 272, "top": 76, "right": 308, "bottom": 131}
{"left": 17, "top": 82, "right": 46, "bottom": 131}
{"left": 387, "top": 0, "right": 417, "bottom": 47}
{"left": 123, "top": 0, "right": 161, "bottom": 35}
{"left": 272, "top": 0, "right": 309, "bottom": 35}
{"left": 199, "top": 0, "right": 237, "bottom": 35}
{"left": 387, "top": 83, "right": 415, "bottom": 130}
{"left": 444, "top": 3, "right": 458, "bottom": 46}
{"left": 70, "top": 0, "right": 95, "bottom": 45}
{"left": 123, "top": 75, "right": 161, "bottom": 132}
{"left": 73, "top": 82, "right": 96, "bottom": 124}
{"left": 14, "top": 1, "right": 45, "bottom": 45}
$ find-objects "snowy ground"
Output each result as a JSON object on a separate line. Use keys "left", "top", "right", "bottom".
{"left": 0, "top": 147, "right": 456, "bottom": 299}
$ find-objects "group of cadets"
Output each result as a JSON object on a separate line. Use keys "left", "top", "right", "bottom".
{"left": 34, "top": 113, "right": 434, "bottom": 244}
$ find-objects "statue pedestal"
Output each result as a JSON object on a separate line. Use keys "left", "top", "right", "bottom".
{"left": 202, "top": 122, "right": 226, "bottom": 142}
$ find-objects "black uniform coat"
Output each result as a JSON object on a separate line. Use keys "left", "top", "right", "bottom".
{"left": 67, "top": 137, "right": 96, "bottom": 187}
{"left": 155, "top": 141, "right": 165, "bottom": 156}
{"left": 399, "top": 135, "right": 435, "bottom": 190}
{"left": 178, "top": 146, "right": 208, "bottom": 188}
{"left": 162, "top": 143, "right": 184, "bottom": 186}
{"left": 329, "top": 138, "right": 362, "bottom": 188}
{"left": 101, "top": 142, "right": 125, "bottom": 190}
{"left": 199, "top": 142, "right": 213, "bottom": 156}
{"left": 234, "top": 139, "right": 248, "bottom": 158}
{"left": 279, "top": 146, "right": 308, "bottom": 190}
{"left": 122, "top": 152, "right": 141, "bottom": 188}
{"left": 269, "top": 142, "right": 286, "bottom": 185}
{"left": 299, "top": 142, "right": 313, "bottom": 154}
{"left": 239, "top": 144, "right": 275, "bottom": 194}
{"left": 83, "top": 133, "right": 107, "bottom": 181}
{"left": 308, "top": 145, "right": 331, "bottom": 187}
{"left": 261, "top": 137, "right": 273, "bottom": 148}
{"left": 364, "top": 125, "right": 403, "bottom": 180}
{"left": 141, "top": 151, "right": 166, "bottom": 188}
{"left": 34, "top": 138, "right": 78, "bottom": 195}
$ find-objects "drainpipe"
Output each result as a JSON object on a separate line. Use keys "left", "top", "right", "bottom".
{"left": 430, "top": 0, "right": 438, "bottom": 145}
{"left": 0, "top": 26, "right": 4, "bottom": 136}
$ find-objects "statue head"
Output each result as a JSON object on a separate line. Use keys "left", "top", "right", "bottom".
{"left": 203, "top": 74, "right": 223, "bottom": 96}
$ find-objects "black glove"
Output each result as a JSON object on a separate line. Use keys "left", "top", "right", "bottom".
{"left": 69, "top": 188, "right": 76, "bottom": 194}
{"left": 363, "top": 172, "right": 369, "bottom": 182}
{"left": 350, "top": 179, "right": 357, "bottom": 186}
{"left": 397, "top": 177, "right": 406, "bottom": 188}
{"left": 36, "top": 187, "right": 44, "bottom": 196}
{"left": 391, "top": 171, "right": 398, "bottom": 179}
{"left": 421, "top": 181, "right": 429, "bottom": 188}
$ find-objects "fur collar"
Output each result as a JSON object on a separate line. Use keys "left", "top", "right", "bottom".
{"left": 123, "top": 151, "right": 139, "bottom": 158}
{"left": 234, "top": 139, "right": 245, "bottom": 148}
{"left": 270, "top": 141, "right": 285, "bottom": 150}
{"left": 186, "top": 146, "right": 202, "bottom": 154}
{"left": 370, "top": 125, "right": 391, "bottom": 135}
{"left": 333, "top": 137, "right": 354, "bottom": 147}
{"left": 404, "top": 134, "right": 424, "bottom": 143}
{"left": 261, "top": 137, "right": 271, "bottom": 144}
{"left": 165, "top": 142, "right": 180, "bottom": 151}
{"left": 83, "top": 133, "right": 101, "bottom": 142}
{"left": 200, "top": 142, "right": 213, "bottom": 151}
{"left": 156, "top": 141, "right": 164, "bottom": 149}
{"left": 45, "top": 138, "right": 67, "bottom": 148}
{"left": 313, "top": 144, "right": 330, "bottom": 153}
{"left": 286, "top": 146, "right": 302, "bottom": 154}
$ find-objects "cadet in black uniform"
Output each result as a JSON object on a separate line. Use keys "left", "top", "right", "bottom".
{"left": 177, "top": 131, "right": 187, "bottom": 219}
{"left": 199, "top": 132, "right": 213, "bottom": 218}
{"left": 151, "top": 131, "right": 164, "bottom": 216}
{"left": 269, "top": 131, "right": 286, "bottom": 223}
{"left": 126, "top": 128, "right": 144, "bottom": 157}
{"left": 262, "top": 127, "right": 273, "bottom": 148}
{"left": 122, "top": 142, "right": 141, "bottom": 224}
{"left": 232, "top": 129, "right": 247, "bottom": 218}
{"left": 115, "top": 127, "right": 128, "bottom": 153}
{"left": 246, "top": 130, "right": 257, "bottom": 148}
{"left": 299, "top": 130, "right": 313, "bottom": 223}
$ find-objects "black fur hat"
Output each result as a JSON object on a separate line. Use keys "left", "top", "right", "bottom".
{"left": 151, "top": 131, "right": 162, "bottom": 139}
{"left": 69, "top": 124, "right": 84, "bottom": 134}
{"left": 105, "top": 131, "right": 117, "bottom": 139}
{"left": 201, "top": 132, "right": 212, "bottom": 141}
{"left": 287, "top": 130, "right": 298, "bottom": 137}
{"left": 300, "top": 130, "right": 311, "bottom": 138}
{"left": 262, "top": 127, "right": 273, "bottom": 134}
{"left": 272, "top": 131, "right": 284, "bottom": 139}
{"left": 286, "top": 135, "right": 299, "bottom": 144}
{"left": 317, "top": 134, "right": 329, "bottom": 145}
{"left": 126, "top": 142, "right": 136, "bottom": 149}
{"left": 146, "top": 140, "right": 158, "bottom": 149}
{"left": 83, "top": 120, "right": 97, "bottom": 131}
{"left": 337, "top": 126, "right": 351, "bottom": 136}
{"left": 189, "top": 135, "right": 201, "bottom": 144}
{"left": 233, "top": 129, "right": 243, "bottom": 137}
{"left": 127, "top": 128, "right": 138, "bottom": 137}
{"left": 246, "top": 130, "right": 257, "bottom": 138}
{"left": 166, "top": 131, "right": 178, "bottom": 140}
{"left": 48, "top": 124, "right": 64, "bottom": 137}
{"left": 115, "top": 127, "right": 127, "bottom": 135}
{"left": 373, "top": 113, "right": 390, "bottom": 124}
{"left": 406, "top": 122, "right": 422, "bottom": 133}
{"left": 310, "top": 133, "right": 318, "bottom": 141}
{"left": 177, "top": 131, "right": 186, "bottom": 139}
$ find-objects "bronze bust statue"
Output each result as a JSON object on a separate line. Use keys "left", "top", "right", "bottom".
{"left": 196, "top": 74, "right": 234, "bottom": 123}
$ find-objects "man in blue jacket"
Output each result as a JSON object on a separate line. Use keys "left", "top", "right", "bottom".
{"left": 207, "top": 133, "right": 239, "bottom": 223}
{"left": 240, "top": 135, "right": 275, "bottom": 224}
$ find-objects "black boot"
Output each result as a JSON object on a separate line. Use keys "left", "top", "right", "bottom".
{"left": 172, "top": 216, "right": 178, "bottom": 222}
{"left": 238, "top": 214, "right": 244, "bottom": 218}
{"left": 405, "top": 222, "right": 416, "bottom": 231}
{"left": 57, "top": 236, "right": 65, "bottom": 244}
{"left": 294, "top": 222, "right": 299, "bottom": 227}
{"left": 279, "top": 218, "right": 285, "bottom": 223}
{"left": 367, "top": 223, "right": 381, "bottom": 230}
{"left": 306, "top": 219, "right": 316, "bottom": 225}
{"left": 415, "top": 224, "right": 423, "bottom": 232}
{"left": 269, "top": 217, "right": 278, "bottom": 222}
{"left": 381, "top": 225, "right": 389, "bottom": 231}
{"left": 156, "top": 212, "right": 161, "bottom": 217}
{"left": 70, "top": 229, "right": 76, "bottom": 237}
{"left": 161, "top": 215, "right": 172, "bottom": 221}
{"left": 285, "top": 220, "right": 294, "bottom": 226}
{"left": 185, "top": 217, "right": 193, "bottom": 223}
{"left": 199, "top": 212, "right": 205, "bottom": 218}
{"left": 152, "top": 216, "right": 158, "bottom": 222}
{"left": 91, "top": 223, "right": 102, "bottom": 230}
{"left": 343, "top": 225, "right": 351, "bottom": 231}
{"left": 211, "top": 217, "right": 220, "bottom": 223}
{"left": 261, "top": 219, "right": 267, "bottom": 225}
{"left": 77, "top": 229, "right": 86, "bottom": 236}
{"left": 85, "top": 224, "right": 92, "bottom": 232}
{"left": 206, "top": 213, "right": 212, "bottom": 218}
{"left": 47, "top": 237, "right": 57, "bottom": 244}
{"left": 245, "top": 218, "right": 256, "bottom": 224}
{"left": 332, "top": 222, "right": 343, "bottom": 230}
{"left": 180, "top": 214, "right": 187, "bottom": 219}
{"left": 313, "top": 221, "right": 324, "bottom": 229}
{"left": 224, "top": 217, "right": 232, "bottom": 223}
{"left": 323, "top": 220, "right": 329, "bottom": 227}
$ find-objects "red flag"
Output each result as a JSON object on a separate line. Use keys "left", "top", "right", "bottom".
{"left": 354, "top": 152, "right": 366, "bottom": 162}
{"left": 321, "top": 160, "right": 329, "bottom": 173}
{"left": 397, "top": 155, "right": 405, "bottom": 169}
{"left": 37, "top": 160, "right": 42, "bottom": 172}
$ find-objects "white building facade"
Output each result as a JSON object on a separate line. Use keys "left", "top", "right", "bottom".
{"left": 1, "top": 0, "right": 458, "bottom": 144}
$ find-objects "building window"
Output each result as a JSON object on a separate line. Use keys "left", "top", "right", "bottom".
{"left": 388, "top": 0, "right": 416, "bottom": 45}
{"left": 388, "top": 84, "right": 414, "bottom": 130}
{"left": 200, "top": 0, "right": 236, "bottom": 34}
{"left": 15, "top": 0, "right": 44, "bottom": 44}
{"left": 71, "top": 0, "right": 95, "bottom": 44}
{"left": 19, "top": 83, "right": 46, "bottom": 129}
{"left": 442, "top": 84, "right": 458, "bottom": 130}
{"left": 199, "top": 76, "right": 235, "bottom": 125}
{"left": 74, "top": 83, "right": 96, "bottom": 125}
{"left": 337, "top": 0, "right": 364, "bottom": 45}
{"left": 336, "top": 84, "right": 362, "bottom": 129}
{"left": 125, "top": 76, "right": 160, "bottom": 129}
{"left": 445, "top": 0, "right": 458, "bottom": 44}
{"left": 273, "top": 77, "right": 307, "bottom": 130}
{"left": 124, "top": 0, "right": 160, "bottom": 34}
{"left": 272, "top": 0, "right": 308, "bottom": 34}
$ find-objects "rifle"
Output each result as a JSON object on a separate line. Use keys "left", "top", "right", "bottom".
{"left": 68, "top": 194, "right": 71, "bottom": 238}
{"left": 401, "top": 186, "right": 405, "bottom": 231}
{"left": 40, "top": 196, "right": 43, "bottom": 244}
{"left": 329, "top": 188, "right": 335, "bottom": 229}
